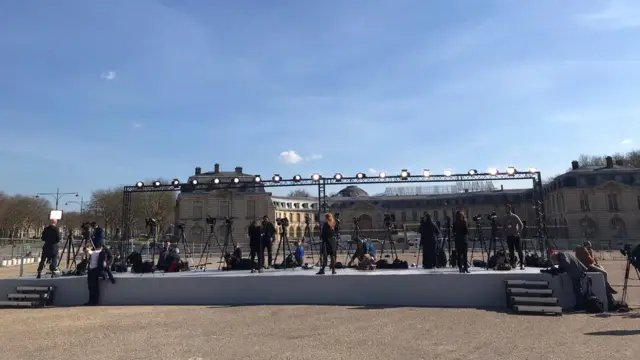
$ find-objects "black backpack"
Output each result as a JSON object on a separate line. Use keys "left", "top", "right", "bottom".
{"left": 584, "top": 277, "right": 604, "bottom": 314}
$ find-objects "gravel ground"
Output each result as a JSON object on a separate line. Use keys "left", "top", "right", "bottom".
{"left": 0, "top": 305, "right": 639, "bottom": 360}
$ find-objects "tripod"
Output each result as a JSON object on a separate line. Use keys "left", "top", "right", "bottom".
{"left": 344, "top": 218, "right": 364, "bottom": 265}
{"left": 197, "top": 220, "right": 221, "bottom": 269}
{"left": 621, "top": 244, "right": 640, "bottom": 305}
{"left": 216, "top": 219, "right": 234, "bottom": 270}
{"left": 485, "top": 219, "right": 505, "bottom": 262}
{"left": 300, "top": 219, "right": 317, "bottom": 267}
{"left": 273, "top": 223, "right": 295, "bottom": 269}
{"left": 176, "top": 225, "right": 194, "bottom": 269}
{"left": 58, "top": 229, "right": 94, "bottom": 269}
{"left": 144, "top": 221, "right": 159, "bottom": 265}
{"left": 469, "top": 221, "right": 487, "bottom": 264}
{"left": 534, "top": 201, "right": 555, "bottom": 261}
{"left": 378, "top": 221, "right": 399, "bottom": 262}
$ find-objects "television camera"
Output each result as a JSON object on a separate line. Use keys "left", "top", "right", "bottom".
{"left": 472, "top": 211, "right": 497, "bottom": 223}
{"left": 145, "top": 218, "right": 157, "bottom": 228}
{"left": 276, "top": 217, "right": 289, "bottom": 227}
{"left": 383, "top": 213, "right": 396, "bottom": 229}
{"left": 176, "top": 223, "right": 185, "bottom": 232}
{"left": 304, "top": 214, "right": 311, "bottom": 225}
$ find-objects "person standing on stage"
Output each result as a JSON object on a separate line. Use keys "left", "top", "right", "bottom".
{"left": 418, "top": 213, "right": 440, "bottom": 269}
{"left": 317, "top": 213, "right": 337, "bottom": 275}
{"left": 91, "top": 221, "right": 105, "bottom": 248}
{"left": 452, "top": 211, "right": 469, "bottom": 273}
{"left": 83, "top": 244, "right": 107, "bottom": 306}
{"left": 503, "top": 204, "right": 525, "bottom": 270}
{"left": 37, "top": 219, "right": 61, "bottom": 279}
{"left": 248, "top": 220, "right": 262, "bottom": 273}
{"left": 260, "top": 215, "right": 276, "bottom": 269}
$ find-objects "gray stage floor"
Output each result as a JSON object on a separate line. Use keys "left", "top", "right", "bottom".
{"left": 7, "top": 266, "right": 542, "bottom": 280}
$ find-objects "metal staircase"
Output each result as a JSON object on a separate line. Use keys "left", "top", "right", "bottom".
{"left": 0, "top": 286, "right": 55, "bottom": 308}
{"left": 505, "top": 280, "right": 562, "bottom": 316}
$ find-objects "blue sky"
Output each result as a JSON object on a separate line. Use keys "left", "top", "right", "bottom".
{"left": 1, "top": 0, "right": 639, "bottom": 208}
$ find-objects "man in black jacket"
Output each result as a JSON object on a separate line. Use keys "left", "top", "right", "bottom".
{"left": 260, "top": 216, "right": 277, "bottom": 269}
{"left": 419, "top": 213, "right": 440, "bottom": 269}
{"left": 91, "top": 221, "right": 105, "bottom": 248}
{"left": 248, "top": 221, "right": 262, "bottom": 273}
{"left": 37, "top": 219, "right": 61, "bottom": 279}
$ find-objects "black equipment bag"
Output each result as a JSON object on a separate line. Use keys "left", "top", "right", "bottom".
{"left": 437, "top": 248, "right": 447, "bottom": 268}
{"left": 583, "top": 277, "right": 604, "bottom": 314}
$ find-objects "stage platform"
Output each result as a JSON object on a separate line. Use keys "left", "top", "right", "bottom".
{"left": 0, "top": 267, "right": 607, "bottom": 310}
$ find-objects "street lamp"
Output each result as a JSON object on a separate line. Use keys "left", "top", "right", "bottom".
{"left": 65, "top": 197, "right": 86, "bottom": 213}
{"left": 36, "top": 188, "right": 79, "bottom": 210}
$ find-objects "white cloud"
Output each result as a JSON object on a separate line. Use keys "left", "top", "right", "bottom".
{"left": 621, "top": 139, "right": 633, "bottom": 144}
{"left": 133, "top": 122, "right": 142, "bottom": 129}
{"left": 574, "top": 1, "right": 640, "bottom": 29}
{"left": 368, "top": 168, "right": 378, "bottom": 175}
{"left": 279, "top": 151, "right": 303, "bottom": 164}
{"left": 305, "top": 154, "right": 323, "bottom": 161}
{"left": 100, "top": 71, "right": 116, "bottom": 80}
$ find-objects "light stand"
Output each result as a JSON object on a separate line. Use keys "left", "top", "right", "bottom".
{"left": 215, "top": 218, "right": 234, "bottom": 270}
{"left": 300, "top": 215, "right": 317, "bottom": 267}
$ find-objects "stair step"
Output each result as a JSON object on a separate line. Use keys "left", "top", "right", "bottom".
{"left": 513, "top": 305, "right": 562, "bottom": 315}
{"left": 0, "top": 300, "right": 40, "bottom": 308}
{"left": 511, "top": 296, "right": 558, "bottom": 306}
{"left": 505, "top": 280, "right": 548, "bottom": 288}
{"left": 7, "top": 293, "right": 49, "bottom": 300}
{"left": 16, "top": 286, "right": 54, "bottom": 293}
{"left": 507, "top": 288, "right": 553, "bottom": 296}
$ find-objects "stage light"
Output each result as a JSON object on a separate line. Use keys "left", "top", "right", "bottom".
{"left": 273, "top": 174, "right": 281, "bottom": 182}
{"left": 506, "top": 167, "right": 516, "bottom": 176}
{"left": 528, "top": 167, "right": 537, "bottom": 173}
{"left": 311, "top": 173, "right": 321, "bottom": 182}
{"left": 293, "top": 175, "right": 302, "bottom": 182}
{"left": 443, "top": 169, "right": 452, "bottom": 177}
{"left": 400, "top": 169, "right": 410, "bottom": 179}
{"left": 423, "top": 169, "right": 431, "bottom": 177}
{"left": 254, "top": 175, "right": 262, "bottom": 183}
{"left": 135, "top": 181, "right": 144, "bottom": 188}
{"left": 334, "top": 173, "right": 343, "bottom": 181}
{"left": 190, "top": 179, "right": 198, "bottom": 185}
{"left": 356, "top": 172, "right": 366, "bottom": 179}
{"left": 488, "top": 168, "right": 498, "bottom": 176}
{"left": 232, "top": 177, "right": 240, "bottom": 184}
{"left": 379, "top": 172, "right": 387, "bottom": 178}
{"left": 212, "top": 178, "right": 220, "bottom": 184}
{"left": 171, "top": 179, "right": 180, "bottom": 187}
{"left": 468, "top": 169, "right": 477, "bottom": 175}
{"left": 152, "top": 180, "right": 161, "bottom": 187}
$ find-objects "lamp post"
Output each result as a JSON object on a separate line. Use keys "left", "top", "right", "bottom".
{"left": 65, "top": 197, "right": 86, "bottom": 213}
{"left": 36, "top": 188, "right": 79, "bottom": 210}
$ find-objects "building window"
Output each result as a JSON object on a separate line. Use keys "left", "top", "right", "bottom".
{"left": 247, "top": 200, "right": 256, "bottom": 219}
{"left": 220, "top": 201, "right": 230, "bottom": 217}
{"left": 401, "top": 211, "right": 407, "bottom": 222}
{"left": 607, "top": 194, "right": 619, "bottom": 212}
{"left": 433, "top": 210, "right": 439, "bottom": 222}
{"left": 296, "top": 213, "right": 301, "bottom": 223}
{"left": 579, "top": 191, "right": 590, "bottom": 212}
{"left": 192, "top": 201, "right": 203, "bottom": 219}
{"left": 412, "top": 210, "right": 418, "bottom": 222}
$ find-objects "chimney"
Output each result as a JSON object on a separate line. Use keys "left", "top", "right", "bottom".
{"left": 571, "top": 160, "right": 579, "bottom": 170}
{"left": 605, "top": 156, "right": 613, "bottom": 168}
{"left": 235, "top": 166, "right": 243, "bottom": 174}
{"left": 214, "top": 163, "right": 220, "bottom": 173}
{"left": 500, "top": 184, "right": 504, "bottom": 191}
{"left": 195, "top": 167, "right": 201, "bottom": 175}
{"left": 615, "top": 159, "right": 623, "bottom": 166}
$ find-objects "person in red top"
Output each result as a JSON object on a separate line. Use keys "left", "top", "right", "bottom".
{"left": 575, "top": 241, "right": 616, "bottom": 294}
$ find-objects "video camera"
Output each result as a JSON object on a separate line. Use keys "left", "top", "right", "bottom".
{"left": 80, "top": 222, "right": 91, "bottom": 230}
{"left": 383, "top": 213, "right": 396, "bottom": 228}
{"left": 276, "top": 217, "right": 289, "bottom": 227}
{"left": 486, "top": 211, "right": 498, "bottom": 221}
{"left": 206, "top": 216, "right": 217, "bottom": 225}
{"left": 176, "top": 223, "right": 185, "bottom": 232}
{"left": 304, "top": 214, "right": 311, "bottom": 225}
{"left": 145, "top": 218, "right": 157, "bottom": 227}
{"left": 472, "top": 214, "right": 483, "bottom": 222}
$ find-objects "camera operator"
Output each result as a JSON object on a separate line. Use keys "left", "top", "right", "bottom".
{"left": 36, "top": 219, "right": 61, "bottom": 279}
{"left": 418, "top": 213, "right": 440, "bottom": 269}
{"left": 317, "top": 213, "right": 337, "bottom": 275}
{"left": 90, "top": 221, "right": 104, "bottom": 248}
{"left": 452, "top": 211, "right": 469, "bottom": 273}
{"left": 260, "top": 215, "right": 276, "bottom": 269}
{"left": 81, "top": 222, "right": 92, "bottom": 244}
{"left": 248, "top": 220, "right": 262, "bottom": 273}
{"left": 503, "top": 204, "right": 524, "bottom": 269}
{"left": 543, "top": 251, "right": 587, "bottom": 311}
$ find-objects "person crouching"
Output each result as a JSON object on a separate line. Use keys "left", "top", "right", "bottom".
{"left": 294, "top": 241, "right": 305, "bottom": 267}
{"left": 83, "top": 244, "right": 107, "bottom": 306}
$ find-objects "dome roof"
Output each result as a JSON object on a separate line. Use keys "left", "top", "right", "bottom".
{"left": 334, "top": 186, "right": 368, "bottom": 197}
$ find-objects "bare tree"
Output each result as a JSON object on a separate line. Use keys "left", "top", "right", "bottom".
{"left": 0, "top": 195, "right": 51, "bottom": 238}
{"left": 288, "top": 189, "right": 312, "bottom": 197}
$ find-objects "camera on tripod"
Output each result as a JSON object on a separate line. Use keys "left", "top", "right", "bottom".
{"left": 486, "top": 211, "right": 497, "bottom": 221}
{"left": 224, "top": 217, "right": 233, "bottom": 226}
{"left": 145, "top": 218, "right": 157, "bottom": 228}
{"left": 621, "top": 244, "right": 633, "bottom": 257}
{"left": 276, "top": 217, "right": 289, "bottom": 227}
{"left": 304, "top": 214, "right": 311, "bottom": 225}
{"left": 176, "top": 223, "right": 185, "bottom": 232}
{"left": 205, "top": 216, "right": 216, "bottom": 225}
{"left": 80, "top": 222, "right": 91, "bottom": 229}
{"left": 472, "top": 214, "right": 483, "bottom": 222}
{"left": 383, "top": 213, "right": 396, "bottom": 228}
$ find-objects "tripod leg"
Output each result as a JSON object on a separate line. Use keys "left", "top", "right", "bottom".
{"left": 416, "top": 243, "right": 422, "bottom": 268}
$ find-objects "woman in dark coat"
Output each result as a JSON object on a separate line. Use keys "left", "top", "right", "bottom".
{"left": 317, "top": 213, "right": 337, "bottom": 275}
{"left": 452, "top": 210, "right": 470, "bottom": 273}
{"left": 248, "top": 220, "right": 262, "bottom": 273}
{"left": 418, "top": 213, "right": 440, "bottom": 269}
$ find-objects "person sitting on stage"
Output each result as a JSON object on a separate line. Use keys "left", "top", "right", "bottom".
{"left": 547, "top": 251, "right": 587, "bottom": 311}
{"left": 165, "top": 245, "right": 181, "bottom": 272}
{"left": 419, "top": 213, "right": 440, "bottom": 269}
{"left": 575, "top": 242, "right": 617, "bottom": 294}
{"left": 347, "top": 239, "right": 376, "bottom": 267}
{"left": 294, "top": 241, "right": 305, "bottom": 267}
{"left": 248, "top": 220, "right": 262, "bottom": 273}
{"left": 156, "top": 244, "right": 169, "bottom": 271}
{"left": 317, "top": 213, "right": 337, "bottom": 275}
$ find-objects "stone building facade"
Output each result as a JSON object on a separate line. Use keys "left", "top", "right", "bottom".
{"left": 175, "top": 160, "right": 640, "bottom": 250}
